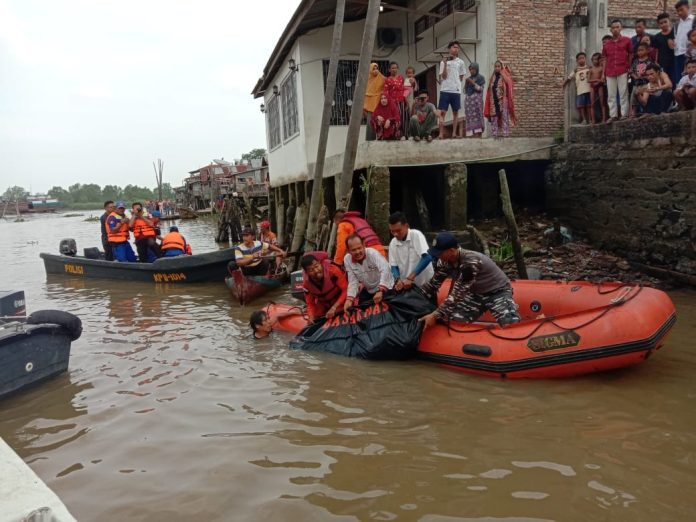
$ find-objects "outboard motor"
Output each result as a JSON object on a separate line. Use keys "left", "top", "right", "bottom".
{"left": 290, "top": 270, "right": 305, "bottom": 302}
{"left": 59, "top": 238, "right": 77, "bottom": 256}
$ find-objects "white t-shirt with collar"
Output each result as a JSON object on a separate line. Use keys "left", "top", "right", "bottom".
{"left": 388, "top": 228, "right": 435, "bottom": 287}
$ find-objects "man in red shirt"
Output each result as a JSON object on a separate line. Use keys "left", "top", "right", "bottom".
{"left": 602, "top": 19, "right": 633, "bottom": 121}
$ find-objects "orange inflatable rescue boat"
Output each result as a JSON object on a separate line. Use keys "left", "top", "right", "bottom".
{"left": 265, "top": 280, "right": 676, "bottom": 379}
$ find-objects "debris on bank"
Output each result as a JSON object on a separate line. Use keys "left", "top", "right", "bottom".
{"left": 465, "top": 214, "right": 667, "bottom": 289}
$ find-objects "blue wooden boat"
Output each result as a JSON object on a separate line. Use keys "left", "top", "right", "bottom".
{"left": 0, "top": 291, "right": 82, "bottom": 400}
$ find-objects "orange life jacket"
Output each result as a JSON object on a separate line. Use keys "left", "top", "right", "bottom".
{"left": 162, "top": 231, "right": 186, "bottom": 251}
{"left": 106, "top": 212, "right": 129, "bottom": 243}
{"left": 132, "top": 217, "right": 156, "bottom": 240}
{"left": 302, "top": 251, "right": 343, "bottom": 305}
{"left": 341, "top": 211, "right": 382, "bottom": 250}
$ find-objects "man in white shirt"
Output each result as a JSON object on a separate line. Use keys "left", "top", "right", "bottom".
{"left": 674, "top": 0, "right": 695, "bottom": 79}
{"left": 387, "top": 211, "right": 434, "bottom": 290}
{"left": 675, "top": 59, "right": 696, "bottom": 108}
{"left": 438, "top": 40, "right": 466, "bottom": 139}
{"left": 343, "top": 234, "right": 394, "bottom": 312}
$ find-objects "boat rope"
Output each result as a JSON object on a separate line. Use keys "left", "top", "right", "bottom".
{"left": 444, "top": 284, "right": 644, "bottom": 341}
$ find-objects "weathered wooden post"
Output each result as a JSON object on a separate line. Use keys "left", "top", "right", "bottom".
{"left": 498, "top": 169, "right": 528, "bottom": 279}
{"left": 305, "top": 0, "right": 346, "bottom": 251}
{"left": 444, "top": 163, "right": 468, "bottom": 230}
{"left": 337, "top": 0, "right": 381, "bottom": 208}
{"left": 275, "top": 187, "right": 286, "bottom": 247}
{"left": 365, "top": 166, "right": 390, "bottom": 242}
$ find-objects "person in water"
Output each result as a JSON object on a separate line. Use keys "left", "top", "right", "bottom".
{"left": 300, "top": 252, "right": 348, "bottom": 322}
{"left": 249, "top": 310, "right": 275, "bottom": 339}
{"left": 419, "top": 231, "right": 520, "bottom": 328}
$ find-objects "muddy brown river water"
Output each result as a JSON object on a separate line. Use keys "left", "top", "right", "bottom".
{"left": 1, "top": 212, "right": 695, "bottom": 521}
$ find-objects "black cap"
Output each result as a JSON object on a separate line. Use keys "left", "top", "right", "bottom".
{"left": 428, "top": 232, "right": 458, "bottom": 257}
{"left": 169, "top": 225, "right": 179, "bottom": 232}
{"left": 242, "top": 227, "right": 254, "bottom": 236}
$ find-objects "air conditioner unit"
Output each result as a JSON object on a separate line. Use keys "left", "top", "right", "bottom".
{"left": 377, "top": 27, "right": 403, "bottom": 48}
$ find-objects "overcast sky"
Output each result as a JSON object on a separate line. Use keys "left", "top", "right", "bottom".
{"left": 0, "top": 0, "right": 300, "bottom": 193}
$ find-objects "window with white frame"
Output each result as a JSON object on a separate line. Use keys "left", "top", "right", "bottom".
{"left": 267, "top": 96, "right": 281, "bottom": 150}
{"left": 281, "top": 72, "right": 299, "bottom": 140}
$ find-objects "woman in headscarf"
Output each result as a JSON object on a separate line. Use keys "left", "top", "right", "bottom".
{"left": 464, "top": 62, "right": 486, "bottom": 137}
{"left": 364, "top": 63, "right": 385, "bottom": 140}
{"left": 383, "top": 62, "right": 409, "bottom": 138}
{"left": 370, "top": 94, "right": 401, "bottom": 140}
{"left": 484, "top": 60, "right": 517, "bottom": 138}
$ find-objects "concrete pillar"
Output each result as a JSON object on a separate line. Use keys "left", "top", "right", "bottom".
{"left": 444, "top": 163, "right": 468, "bottom": 230}
{"left": 587, "top": 0, "right": 606, "bottom": 57}
{"left": 366, "top": 165, "right": 390, "bottom": 243}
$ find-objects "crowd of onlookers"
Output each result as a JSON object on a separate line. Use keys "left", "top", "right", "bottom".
{"left": 143, "top": 199, "right": 176, "bottom": 216}
{"left": 364, "top": 40, "right": 516, "bottom": 141}
{"left": 566, "top": 2, "right": 696, "bottom": 124}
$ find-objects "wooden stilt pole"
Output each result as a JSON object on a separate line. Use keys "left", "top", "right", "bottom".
{"left": 337, "top": 0, "right": 381, "bottom": 208}
{"left": 498, "top": 169, "right": 528, "bottom": 279}
{"left": 306, "top": 0, "right": 346, "bottom": 251}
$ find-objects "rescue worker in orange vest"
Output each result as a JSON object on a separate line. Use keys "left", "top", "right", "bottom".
{"left": 130, "top": 202, "right": 162, "bottom": 263}
{"left": 106, "top": 201, "right": 137, "bottom": 262}
{"left": 332, "top": 209, "right": 386, "bottom": 266}
{"left": 259, "top": 220, "right": 278, "bottom": 246}
{"left": 300, "top": 251, "right": 348, "bottom": 322}
{"left": 161, "top": 226, "right": 192, "bottom": 257}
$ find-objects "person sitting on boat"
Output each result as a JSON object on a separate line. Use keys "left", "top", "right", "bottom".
{"left": 107, "top": 201, "right": 137, "bottom": 262}
{"left": 100, "top": 200, "right": 115, "bottom": 261}
{"left": 333, "top": 209, "right": 386, "bottom": 266}
{"left": 343, "top": 234, "right": 394, "bottom": 313}
{"left": 259, "top": 220, "right": 278, "bottom": 246}
{"left": 234, "top": 227, "right": 286, "bottom": 276}
{"left": 161, "top": 226, "right": 192, "bottom": 257}
{"left": 300, "top": 252, "right": 348, "bottom": 322}
{"left": 130, "top": 202, "right": 162, "bottom": 263}
{"left": 249, "top": 310, "right": 276, "bottom": 339}
{"left": 387, "top": 211, "right": 434, "bottom": 291}
{"left": 419, "top": 232, "right": 520, "bottom": 329}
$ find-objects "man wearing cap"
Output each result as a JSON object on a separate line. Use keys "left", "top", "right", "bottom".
{"left": 233, "top": 227, "right": 286, "bottom": 276}
{"left": 259, "top": 220, "right": 278, "bottom": 246}
{"left": 409, "top": 90, "right": 437, "bottom": 142}
{"left": 161, "top": 225, "right": 191, "bottom": 257}
{"left": 343, "top": 234, "right": 394, "bottom": 312}
{"left": 419, "top": 232, "right": 520, "bottom": 328}
{"left": 106, "top": 201, "right": 137, "bottom": 262}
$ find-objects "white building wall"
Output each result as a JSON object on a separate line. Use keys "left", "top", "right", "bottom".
{"left": 263, "top": 1, "right": 498, "bottom": 187}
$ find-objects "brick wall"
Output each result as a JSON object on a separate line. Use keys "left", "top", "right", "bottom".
{"left": 607, "top": 0, "right": 673, "bottom": 19}
{"left": 495, "top": 0, "right": 663, "bottom": 138}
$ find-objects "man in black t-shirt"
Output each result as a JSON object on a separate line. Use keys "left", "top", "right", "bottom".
{"left": 653, "top": 12, "right": 676, "bottom": 85}
{"left": 100, "top": 200, "right": 115, "bottom": 261}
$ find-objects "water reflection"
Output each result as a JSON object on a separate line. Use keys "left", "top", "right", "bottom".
{"left": 1, "top": 214, "right": 696, "bottom": 520}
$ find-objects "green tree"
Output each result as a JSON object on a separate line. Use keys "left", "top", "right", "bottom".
{"left": 122, "top": 184, "right": 155, "bottom": 203}
{"left": 2, "top": 186, "right": 29, "bottom": 201}
{"left": 48, "top": 186, "right": 73, "bottom": 204}
{"left": 241, "top": 148, "right": 266, "bottom": 162}
{"left": 102, "top": 185, "right": 122, "bottom": 201}
{"left": 80, "top": 183, "right": 102, "bottom": 203}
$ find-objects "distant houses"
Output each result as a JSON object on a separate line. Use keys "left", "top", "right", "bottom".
{"left": 174, "top": 157, "right": 269, "bottom": 211}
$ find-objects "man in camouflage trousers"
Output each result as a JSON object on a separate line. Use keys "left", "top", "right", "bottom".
{"left": 419, "top": 232, "right": 520, "bottom": 328}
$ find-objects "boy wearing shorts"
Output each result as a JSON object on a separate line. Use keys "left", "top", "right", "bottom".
{"left": 563, "top": 52, "right": 592, "bottom": 124}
